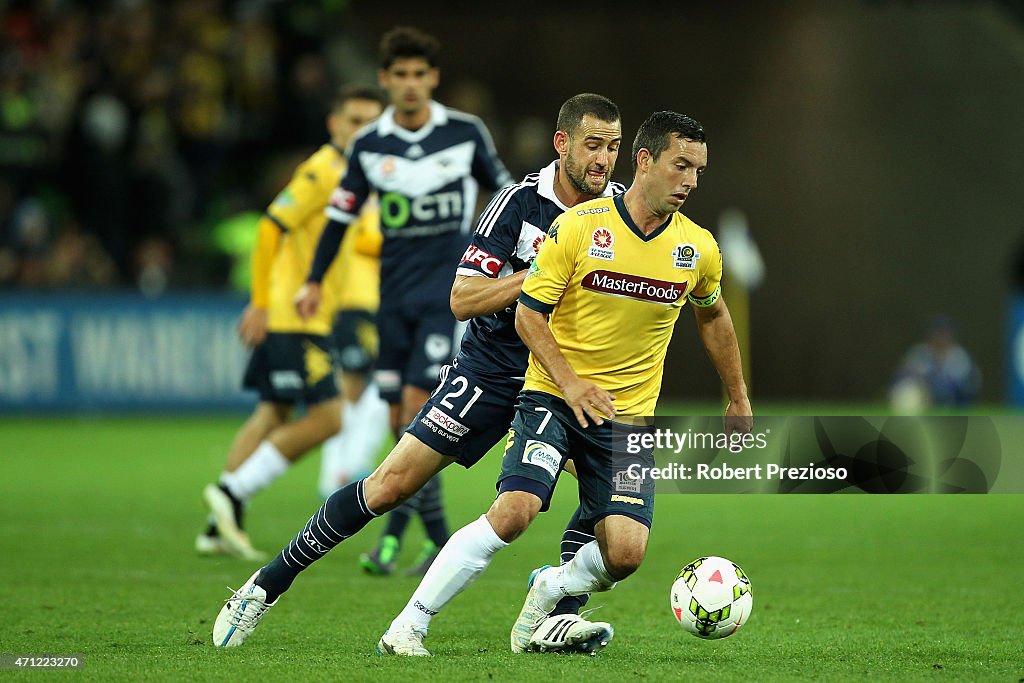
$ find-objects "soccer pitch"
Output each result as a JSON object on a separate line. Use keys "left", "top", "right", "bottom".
{"left": 2, "top": 415, "right": 1022, "bottom": 681}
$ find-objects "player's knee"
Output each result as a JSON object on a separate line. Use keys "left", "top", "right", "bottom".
{"left": 486, "top": 492, "right": 541, "bottom": 543}
{"left": 362, "top": 467, "right": 418, "bottom": 513}
{"left": 602, "top": 542, "right": 647, "bottom": 580}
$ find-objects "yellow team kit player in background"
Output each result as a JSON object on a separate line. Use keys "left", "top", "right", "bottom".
{"left": 197, "top": 85, "right": 387, "bottom": 559}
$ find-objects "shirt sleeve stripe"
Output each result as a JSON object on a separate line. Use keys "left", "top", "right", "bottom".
{"left": 519, "top": 291, "right": 555, "bottom": 314}
{"left": 264, "top": 212, "right": 290, "bottom": 232}
{"left": 475, "top": 184, "right": 518, "bottom": 237}
{"left": 455, "top": 267, "right": 487, "bottom": 278}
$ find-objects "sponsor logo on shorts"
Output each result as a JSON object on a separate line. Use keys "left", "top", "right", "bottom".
{"left": 582, "top": 270, "right": 687, "bottom": 304}
{"left": 460, "top": 245, "right": 503, "bottom": 277}
{"left": 523, "top": 440, "right": 562, "bottom": 478}
{"left": 270, "top": 370, "right": 303, "bottom": 389}
{"left": 425, "top": 406, "right": 469, "bottom": 437}
{"left": 613, "top": 470, "right": 641, "bottom": 493}
{"left": 611, "top": 494, "right": 645, "bottom": 505}
{"left": 374, "top": 369, "right": 401, "bottom": 392}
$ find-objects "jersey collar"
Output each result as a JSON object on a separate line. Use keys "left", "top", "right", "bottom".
{"left": 538, "top": 160, "right": 620, "bottom": 211}
{"left": 613, "top": 193, "right": 672, "bottom": 242}
{"left": 376, "top": 101, "right": 448, "bottom": 143}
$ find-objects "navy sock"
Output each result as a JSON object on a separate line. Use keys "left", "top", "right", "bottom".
{"left": 550, "top": 506, "right": 594, "bottom": 617}
{"left": 381, "top": 490, "right": 418, "bottom": 540}
{"left": 417, "top": 475, "right": 449, "bottom": 547}
{"left": 257, "top": 479, "right": 377, "bottom": 602}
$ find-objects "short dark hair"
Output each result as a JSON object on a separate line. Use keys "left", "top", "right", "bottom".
{"left": 333, "top": 84, "right": 387, "bottom": 111}
{"left": 379, "top": 26, "right": 441, "bottom": 69}
{"left": 631, "top": 111, "right": 706, "bottom": 172}
{"left": 555, "top": 93, "right": 620, "bottom": 136}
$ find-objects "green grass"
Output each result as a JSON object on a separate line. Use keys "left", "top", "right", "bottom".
{"left": 1, "top": 415, "right": 1023, "bottom": 681}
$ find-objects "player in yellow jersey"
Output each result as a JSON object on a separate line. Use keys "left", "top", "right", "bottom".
{"left": 360, "top": 110, "right": 753, "bottom": 655}
{"left": 317, "top": 190, "right": 390, "bottom": 500}
{"left": 196, "top": 85, "right": 386, "bottom": 559}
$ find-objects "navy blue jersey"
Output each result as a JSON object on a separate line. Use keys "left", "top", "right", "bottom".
{"left": 320, "top": 102, "right": 511, "bottom": 310}
{"left": 454, "top": 160, "right": 625, "bottom": 378}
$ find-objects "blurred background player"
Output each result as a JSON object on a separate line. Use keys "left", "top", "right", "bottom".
{"left": 889, "top": 315, "right": 981, "bottom": 413}
{"left": 197, "top": 85, "right": 386, "bottom": 559}
{"left": 295, "top": 27, "right": 513, "bottom": 576}
{"left": 317, "top": 182, "right": 389, "bottom": 500}
{"left": 210, "top": 93, "right": 625, "bottom": 651}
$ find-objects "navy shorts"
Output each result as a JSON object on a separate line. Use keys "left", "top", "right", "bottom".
{"left": 332, "top": 308, "right": 377, "bottom": 373}
{"left": 406, "top": 363, "right": 523, "bottom": 468}
{"left": 497, "top": 390, "right": 656, "bottom": 527}
{"left": 243, "top": 332, "right": 339, "bottom": 405}
{"left": 374, "top": 304, "right": 463, "bottom": 404}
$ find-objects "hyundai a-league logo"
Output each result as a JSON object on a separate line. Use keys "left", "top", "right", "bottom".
{"left": 593, "top": 228, "right": 614, "bottom": 249}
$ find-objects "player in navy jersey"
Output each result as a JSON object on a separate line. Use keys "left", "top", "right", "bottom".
{"left": 296, "top": 27, "right": 512, "bottom": 574}
{"left": 213, "top": 94, "right": 624, "bottom": 655}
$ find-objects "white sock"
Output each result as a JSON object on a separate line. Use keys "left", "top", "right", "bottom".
{"left": 390, "top": 515, "right": 508, "bottom": 632}
{"left": 536, "top": 540, "right": 617, "bottom": 608}
{"left": 220, "top": 440, "right": 290, "bottom": 502}
{"left": 318, "top": 401, "right": 354, "bottom": 498}
{"left": 348, "top": 383, "right": 388, "bottom": 471}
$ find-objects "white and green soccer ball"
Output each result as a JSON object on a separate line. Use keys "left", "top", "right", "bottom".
{"left": 670, "top": 556, "right": 752, "bottom": 639}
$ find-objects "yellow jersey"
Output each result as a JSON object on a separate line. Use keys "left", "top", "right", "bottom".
{"left": 520, "top": 193, "right": 723, "bottom": 416}
{"left": 264, "top": 144, "right": 380, "bottom": 334}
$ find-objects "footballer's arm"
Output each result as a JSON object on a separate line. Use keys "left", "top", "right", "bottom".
{"left": 691, "top": 296, "right": 753, "bottom": 433}
{"left": 450, "top": 271, "right": 528, "bottom": 321}
{"left": 515, "top": 304, "right": 616, "bottom": 428}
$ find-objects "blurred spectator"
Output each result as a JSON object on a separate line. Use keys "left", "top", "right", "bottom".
{"left": 890, "top": 316, "right": 981, "bottom": 412}
{"left": 0, "top": 2, "right": 506, "bottom": 292}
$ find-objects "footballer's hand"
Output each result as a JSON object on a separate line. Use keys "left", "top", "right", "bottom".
{"left": 724, "top": 396, "right": 753, "bottom": 437}
{"left": 237, "top": 305, "right": 268, "bottom": 347}
{"left": 294, "top": 282, "right": 321, "bottom": 320}
{"left": 562, "top": 378, "right": 616, "bottom": 428}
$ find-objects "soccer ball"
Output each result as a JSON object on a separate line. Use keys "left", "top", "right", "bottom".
{"left": 670, "top": 556, "right": 752, "bottom": 639}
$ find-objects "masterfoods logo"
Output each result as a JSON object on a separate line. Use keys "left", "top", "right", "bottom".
{"left": 582, "top": 270, "right": 687, "bottom": 304}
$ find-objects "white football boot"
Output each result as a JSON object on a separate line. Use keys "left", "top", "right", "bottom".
{"left": 203, "top": 484, "right": 266, "bottom": 561}
{"left": 510, "top": 565, "right": 558, "bottom": 653}
{"left": 529, "top": 612, "right": 615, "bottom": 655}
{"left": 213, "top": 570, "right": 277, "bottom": 647}
{"left": 377, "top": 623, "right": 431, "bottom": 656}
{"left": 194, "top": 532, "right": 227, "bottom": 556}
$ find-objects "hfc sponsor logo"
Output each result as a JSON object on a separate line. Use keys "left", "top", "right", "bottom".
{"left": 460, "top": 245, "right": 503, "bottom": 276}
{"left": 582, "top": 270, "right": 687, "bottom": 304}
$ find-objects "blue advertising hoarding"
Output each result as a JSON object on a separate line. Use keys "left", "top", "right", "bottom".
{"left": 0, "top": 293, "right": 252, "bottom": 411}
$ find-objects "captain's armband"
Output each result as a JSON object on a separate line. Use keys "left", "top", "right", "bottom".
{"left": 687, "top": 284, "right": 721, "bottom": 308}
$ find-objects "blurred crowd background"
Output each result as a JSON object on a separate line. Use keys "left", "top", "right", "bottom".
{"left": 2, "top": 0, "right": 1023, "bottom": 403}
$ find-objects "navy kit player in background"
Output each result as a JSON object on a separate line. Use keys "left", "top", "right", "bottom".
{"left": 213, "top": 94, "right": 624, "bottom": 653}
{"left": 296, "top": 27, "right": 513, "bottom": 575}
